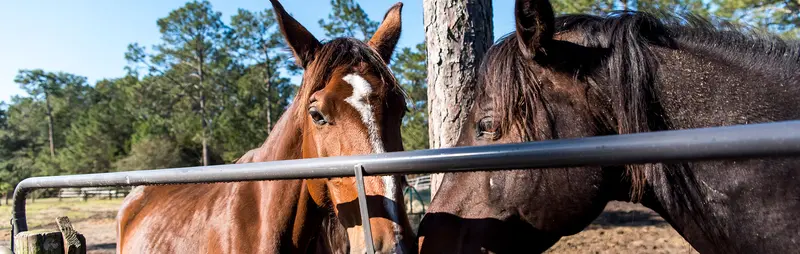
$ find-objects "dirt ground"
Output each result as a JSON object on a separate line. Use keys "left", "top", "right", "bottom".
{"left": 0, "top": 200, "right": 696, "bottom": 253}
{"left": 545, "top": 201, "right": 697, "bottom": 254}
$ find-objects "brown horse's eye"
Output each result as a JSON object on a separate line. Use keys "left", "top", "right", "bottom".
{"left": 476, "top": 117, "right": 499, "bottom": 140}
{"left": 309, "top": 107, "right": 327, "bottom": 125}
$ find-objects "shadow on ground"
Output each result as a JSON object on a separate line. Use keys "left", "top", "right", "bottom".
{"left": 89, "top": 243, "right": 116, "bottom": 251}
{"left": 590, "top": 210, "right": 668, "bottom": 228}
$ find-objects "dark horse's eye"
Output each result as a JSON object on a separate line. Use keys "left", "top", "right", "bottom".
{"left": 476, "top": 117, "right": 499, "bottom": 140}
{"left": 309, "top": 107, "right": 327, "bottom": 125}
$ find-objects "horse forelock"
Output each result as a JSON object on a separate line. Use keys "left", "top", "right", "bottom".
{"left": 292, "top": 38, "right": 407, "bottom": 124}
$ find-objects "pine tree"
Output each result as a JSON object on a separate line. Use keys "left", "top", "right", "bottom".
{"left": 228, "top": 8, "right": 293, "bottom": 136}
{"left": 58, "top": 79, "right": 135, "bottom": 174}
{"left": 392, "top": 43, "right": 430, "bottom": 151}
{"left": 126, "top": 0, "right": 228, "bottom": 166}
{"left": 318, "top": 0, "right": 379, "bottom": 40}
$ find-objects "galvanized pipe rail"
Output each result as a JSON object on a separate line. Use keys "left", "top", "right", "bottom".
{"left": 11, "top": 120, "right": 800, "bottom": 252}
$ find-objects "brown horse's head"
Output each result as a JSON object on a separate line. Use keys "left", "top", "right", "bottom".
{"left": 270, "top": 0, "right": 415, "bottom": 253}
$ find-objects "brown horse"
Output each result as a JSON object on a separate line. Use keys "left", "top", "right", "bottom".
{"left": 117, "top": 1, "right": 417, "bottom": 253}
{"left": 419, "top": 0, "right": 800, "bottom": 253}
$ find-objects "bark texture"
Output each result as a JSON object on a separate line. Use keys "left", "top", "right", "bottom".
{"left": 44, "top": 91, "right": 55, "bottom": 158}
{"left": 423, "top": 0, "right": 493, "bottom": 198}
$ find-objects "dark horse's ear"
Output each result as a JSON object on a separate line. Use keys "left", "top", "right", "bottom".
{"left": 515, "top": 0, "right": 555, "bottom": 58}
{"left": 369, "top": 3, "right": 403, "bottom": 64}
{"left": 269, "top": 0, "right": 322, "bottom": 69}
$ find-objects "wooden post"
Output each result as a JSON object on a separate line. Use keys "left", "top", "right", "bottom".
{"left": 13, "top": 217, "right": 86, "bottom": 254}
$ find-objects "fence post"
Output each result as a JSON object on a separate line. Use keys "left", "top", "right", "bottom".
{"left": 13, "top": 216, "right": 86, "bottom": 254}
{"left": 56, "top": 217, "right": 85, "bottom": 254}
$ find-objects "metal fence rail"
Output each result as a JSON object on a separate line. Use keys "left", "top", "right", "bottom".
{"left": 11, "top": 120, "right": 800, "bottom": 252}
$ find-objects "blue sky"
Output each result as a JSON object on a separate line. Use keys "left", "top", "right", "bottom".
{"left": 0, "top": 1, "right": 516, "bottom": 104}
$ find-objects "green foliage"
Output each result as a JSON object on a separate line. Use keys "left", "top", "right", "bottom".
{"left": 318, "top": 0, "right": 379, "bottom": 40}
{"left": 57, "top": 79, "right": 135, "bottom": 174}
{"left": 552, "top": 0, "right": 708, "bottom": 15}
{"left": 392, "top": 43, "right": 429, "bottom": 151}
{"left": 0, "top": 105, "right": 23, "bottom": 194}
{"left": 114, "top": 137, "right": 187, "bottom": 171}
{"left": 551, "top": 0, "right": 796, "bottom": 38}
{"left": 712, "top": 0, "right": 800, "bottom": 37}
{"left": 13, "top": 70, "right": 90, "bottom": 155}
{"left": 221, "top": 8, "right": 296, "bottom": 161}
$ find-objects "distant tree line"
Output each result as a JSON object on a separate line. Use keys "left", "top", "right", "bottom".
{"left": 0, "top": 0, "right": 428, "bottom": 201}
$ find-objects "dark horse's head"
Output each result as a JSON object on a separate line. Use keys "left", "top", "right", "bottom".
{"left": 420, "top": 0, "right": 673, "bottom": 252}
{"left": 420, "top": 0, "right": 800, "bottom": 253}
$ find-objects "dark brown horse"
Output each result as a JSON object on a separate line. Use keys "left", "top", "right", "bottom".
{"left": 117, "top": 1, "right": 417, "bottom": 253}
{"left": 419, "top": 0, "right": 800, "bottom": 253}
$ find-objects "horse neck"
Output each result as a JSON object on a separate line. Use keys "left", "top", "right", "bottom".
{"left": 636, "top": 45, "right": 800, "bottom": 252}
{"left": 238, "top": 103, "right": 303, "bottom": 164}
{"left": 236, "top": 103, "right": 340, "bottom": 251}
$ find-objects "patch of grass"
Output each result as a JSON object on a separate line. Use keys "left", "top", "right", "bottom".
{"left": 0, "top": 198, "right": 123, "bottom": 231}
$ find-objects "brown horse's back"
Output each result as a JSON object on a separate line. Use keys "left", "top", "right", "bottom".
{"left": 117, "top": 180, "right": 305, "bottom": 253}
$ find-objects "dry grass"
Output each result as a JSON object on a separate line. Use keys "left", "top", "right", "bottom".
{"left": 0, "top": 198, "right": 123, "bottom": 253}
{"left": 0, "top": 198, "right": 123, "bottom": 233}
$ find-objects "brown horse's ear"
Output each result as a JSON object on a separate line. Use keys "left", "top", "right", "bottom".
{"left": 270, "top": 0, "right": 321, "bottom": 68}
{"left": 515, "top": 0, "right": 555, "bottom": 58}
{"left": 368, "top": 2, "right": 403, "bottom": 64}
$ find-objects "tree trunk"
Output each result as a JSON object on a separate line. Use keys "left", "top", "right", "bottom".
{"left": 44, "top": 91, "right": 56, "bottom": 158}
{"left": 200, "top": 91, "right": 208, "bottom": 167}
{"left": 198, "top": 51, "right": 209, "bottom": 167}
{"left": 263, "top": 49, "right": 273, "bottom": 135}
{"left": 423, "top": 0, "right": 493, "bottom": 199}
{"left": 265, "top": 93, "right": 272, "bottom": 135}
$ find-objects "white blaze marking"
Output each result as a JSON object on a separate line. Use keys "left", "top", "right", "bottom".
{"left": 343, "top": 74, "right": 403, "bottom": 252}
{"left": 343, "top": 74, "right": 384, "bottom": 154}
